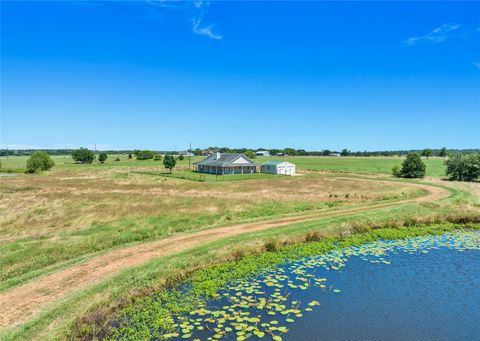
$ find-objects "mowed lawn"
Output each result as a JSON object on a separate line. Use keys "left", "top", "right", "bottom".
{"left": 1, "top": 154, "right": 446, "bottom": 176}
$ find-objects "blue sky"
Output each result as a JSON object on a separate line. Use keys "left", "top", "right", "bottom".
{"left": 1, "top": 1, "right": 479, "bottom": 151}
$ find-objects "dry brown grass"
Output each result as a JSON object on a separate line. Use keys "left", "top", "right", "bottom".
{"left": 0, "top": 168, "right": 418, "bottom": 242}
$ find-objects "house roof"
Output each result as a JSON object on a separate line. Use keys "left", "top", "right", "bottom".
{"left": 194, "top": 153, "right": 256, "bottom": 167}
{"left": 262, "top": 160, "right": 295, "bottom": 166}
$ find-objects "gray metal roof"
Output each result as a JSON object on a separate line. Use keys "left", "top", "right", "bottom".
{"left": 194, "top": 153, "right": 256, "bottom": 166}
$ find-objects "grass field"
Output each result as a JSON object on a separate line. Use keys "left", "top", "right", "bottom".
{"left": 1, "top": 154, "right": 447, "bottom": 176}
{"left": 0, "top": 154, "right": 477, "bottom": 340}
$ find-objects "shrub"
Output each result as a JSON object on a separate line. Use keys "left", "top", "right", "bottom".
{"left": 153, "top": 154, "right": 162, "bottom": 161}
{"left": 264, "top": 240, "right": 278, "bottom": 252}
{"left": 135, "top": 150, "right": 155, "bottom": 160}
{"left": 391, "top": 165, "right": 400, "bottom": 177}
{"left": 128, "top": 153, "right": 132, "bottom": 159}
{"left": 115, "top": 157, "right": 120, "bottom": 162}
{"left": 178, "top": 154, "right": 184, "bottom": 161}
{"left": 445, "top": 153, "right": 480, "bottom": 182}
{"left": 163, "top": 154, "right": 176, "bottom": 173}
{"left": 394, "top": 153, "right": 426, "bottom": 178}
{"left": 26, "top": 151, "right": 55, "bottom": 173}
{"left": 98, "top": 153, "right": 107, "bottom": 163}
{"left": 72, "top": 148, "right": 95, "bottom": 164}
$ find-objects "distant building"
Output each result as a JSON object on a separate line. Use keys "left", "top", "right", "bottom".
{"left": 261, "top": 160, "right": 296, "bottom": 176}
{"left": 331, "top": 153, "right": 341, "bottom": 157}
{"left": 255, "top": 150, "right": 270, "bottom": 156}
{"left": 179, "top": 151, "right": 194, "bottom": 157}
{"left": 276, "top": 152, "right": 284, "bottom": 156}
{"left": 194, "top": 153, "right": 256, "bottom": 175}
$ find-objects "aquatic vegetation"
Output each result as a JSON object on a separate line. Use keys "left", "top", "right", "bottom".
{"left": 107, "top": 225, "right": 480, "bottom": 341}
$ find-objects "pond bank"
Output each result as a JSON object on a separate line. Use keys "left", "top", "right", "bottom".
{"left": 100, "top": 223, "right": 480, "bottom": 340}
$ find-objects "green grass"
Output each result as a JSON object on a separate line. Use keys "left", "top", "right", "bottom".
{"left": 256, "top": 156, "right": 446, "bottom": 177}
{"left": 137, "top": 170, "right": 280, "bottom": 182}
{"left": 1, "top": 155, "right": 447, "bottom": 177}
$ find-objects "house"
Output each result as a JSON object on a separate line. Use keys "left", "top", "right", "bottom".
{"left": 255, "top": 150, "right": 270, "bottom": 157}
{"left": 261, "top": 160, "right": 296, "bottom": 175}
{"left": 331, "top": 153, "right": 341, "bottom": 157}
{"left": 194, "top": 153, "right": 257, "bottom": 175}
{"left": 179, "top": 151, "right": 194, "bottom": 157}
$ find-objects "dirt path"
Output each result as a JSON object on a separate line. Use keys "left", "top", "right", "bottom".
{"left": 0, "top": 179, "right": 449, "bottom": 329}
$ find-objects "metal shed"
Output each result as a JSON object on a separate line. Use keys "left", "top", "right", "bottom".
{"left": 260, "top": 160, "right": 296, "bottom": 175}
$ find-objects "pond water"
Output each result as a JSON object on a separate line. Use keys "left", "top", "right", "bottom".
{"left": 124, "top": 232, "right": 480, "bottom": 341}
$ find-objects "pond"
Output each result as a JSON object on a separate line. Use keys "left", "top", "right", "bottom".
{"left": 117, "top": 231, "right": 480, "bottom": 340}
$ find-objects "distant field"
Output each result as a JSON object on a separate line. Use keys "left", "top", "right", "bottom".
{"left": 1, "top": 154, "right": 446, "bottom": 177}
{"left": 257, "top": 156, "right": 446, "bottom": 177}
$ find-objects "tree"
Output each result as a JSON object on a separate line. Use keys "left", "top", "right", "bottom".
{"left": 244, "top": 150, "right": 256, "bottom": 159}
{"left": 438, "top": 147, "right": 447, "bottom": 158}
{"left": 153, "top": 153, "right": 162, "bottom": 161}
{"left": 163, "top": 154, "right": 176, "bottom": 173}
{"left": 72, "top": 148, "right": 95, "bottom": 164}
{"left": 135, "top": 150, "right": 155, "bottom": 160}
{"left": 115, "top": 157, "right": 120, "bottom": 161}
{"left": 178, "top": 154, "right": 184, "bottom": 161}
{"left": 98, "top": 153, "right": 107, "bottom": 163}
{"left": 193, "top": 148, "right": 203, "bottom": 156}
{"left": 445, "top": 153, "right": 480, "bottom": 182}
{"left": 341, "top": 149, "right": 349, "bottom": 157}
{"left": 421, "top": 149, "right": 433, "bottom": 159}
{"left": 283, "top": 148, "right": 296, "bottom": 156}
{"left": 128, "top": 153, "right": 132, "bottom": 159}
{"left": 395, "top": 153, "right": 426, "bottom": 178}
{"left": 322, "top": 149, "right": 331, "bottom": 156}
{"left": 26, "top": 151, "right": 55, "bottom": 173}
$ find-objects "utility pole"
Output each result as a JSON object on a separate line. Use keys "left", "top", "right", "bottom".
{"left": 188, "top": 142, "right": 192, "bottom": 170}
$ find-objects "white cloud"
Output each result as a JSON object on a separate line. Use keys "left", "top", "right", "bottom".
{"left": 404, "top": 23, "right": 460, "bottom": 46}
{"left": 192, "top": 16, "right": 223, "bottom": 40}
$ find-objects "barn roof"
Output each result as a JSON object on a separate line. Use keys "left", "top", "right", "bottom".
{"left": 262, "top": 160, "right": 295, "bottom": 166}
{"left": 194, "top": 153, "right": 256, "bottom": 166}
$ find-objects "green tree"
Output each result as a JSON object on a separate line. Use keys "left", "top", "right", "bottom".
{"left": 128, "top": 153, "right": 132, "bottom": 159}
{"left": 244, "top": 150, "right": 256, "bottom": 159}
{"left": 26, "top": 151, "right": 55, "bottom": 173}
{"left": 193, "top": 148, "right": 203, "bottom": 156}
{"left": 153, "top": 153, "right": 162, "bottom": 161}
{"left": 445, "top": 153, "right": 480, "bottom": 182}
{"left": 135, "top": 150, "right": 155, "bottom": 160}
{"left": 421, "top": 148, "right": 433, "bottom": 159}
{"left": 163, "top": 154, "right": 176, "bottom": 173}
{"left": 396, "top": 153, "right": 426, "bottom": 178}
{"left": 340, "top": 149, "right": 349, "bottom": 156}
{"left": 178, "top": 154, "right": 184, "bottom": 161}
{"left": 98, "top": 153, "right": 107, "bottom": 163}
{"left": 115, "top": 157, "right": 120, "bottom": 161}
{"left": 438, "top": 147, "right": 447, "bottom": 158}
{"left": 322, "top": 149, "right": 331, "bottom": 156}
{"left": 72, "top": 148, "right": 95, "bottom": 164}
{"left": 283, "top": 148, "right": 296, "bottom": 156}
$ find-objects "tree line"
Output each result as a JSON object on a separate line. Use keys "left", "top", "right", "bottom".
{"left": 2, "top": 147, "right": 479, "bottom": 157}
